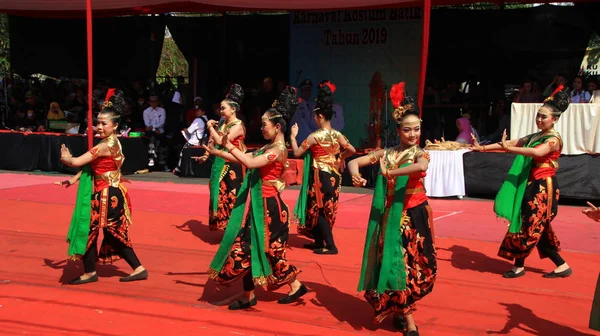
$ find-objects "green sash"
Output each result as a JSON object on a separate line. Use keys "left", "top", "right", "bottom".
{"left": 66, "top": 165, "right": 92, "bottom": 258}
{"left": 494, "top": 134, "right": 553, "bottom": 233}
{"left": 292, "top": 152, "right": 312, "bottom": 227}
{"left": 209, "top": 148, "right": 274, "bottom": 284}
{"left": 209, "top": 155, "right": 226, "bottom": 215}
{"left": 358, "top": 163, "right": 410, "bottom": 294}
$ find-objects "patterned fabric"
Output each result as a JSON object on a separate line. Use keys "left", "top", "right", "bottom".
{"left": 82, "top": 134, "right": 134, "bottom": 264}
{"left": 364, "top": 202, "right": 437, "bottom": 322}
{"left": 212, "top": 194, "right": 299, "bottom": 289}
{"left": 498, "top": 176, "right": 561, "bottom": 260}
{"left": 297, "top": 168, "right": 341, "bottom": 239}
{"left": 87, "top": 185, "right": 133, "bottom": 264}
{"left": 209, "top": 162, "right": 243, "bottom": 231}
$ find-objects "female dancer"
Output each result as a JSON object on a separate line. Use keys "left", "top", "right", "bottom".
{"left": 348, "top": 82, "right": 436, "bottom": 336}
{"left": 291, "top": 81, "right": 356, "bottom": 255}
{"left": 196, "top": 84, "right": 246, "bottom": 231}
{"left": 471, "top": 87, "right": 572, "bottom": 279}
{"left": 205, "top": 87, "right": 307, "bottom": 309}
{"left": 58, "top": 89, "right": 147, "bottom": 285}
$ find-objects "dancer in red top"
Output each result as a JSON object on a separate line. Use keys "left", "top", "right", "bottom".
{"left": 472, "top": 87, "right": 571, "bottom": 279}
{"left": 205, "top": 87, "right": 307, "bottom": 310}
{"left": 58, "top": 90, "right": 147, "bottom": 285}
{"left": 348, "top": 82, "right": 435, "bottom": 336}
{"left": 196, "top": 84, "right": 246, "bottom": 231}
{"left": 291, "top": 81, "right": 356, "bottom": 255}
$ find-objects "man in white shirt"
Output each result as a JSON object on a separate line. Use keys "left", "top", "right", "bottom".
{"left": 173, "top": 104, "right": 208, "bottom": 175}
{"left": 143, "top": 96, "right": 167, "bottom": 168}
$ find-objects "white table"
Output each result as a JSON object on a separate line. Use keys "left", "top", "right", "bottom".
{"left": 424, "top": 149, "right": 468, "bottom": 198}
{"left": 511, "top": 103, "right": 600, "bottom": 155}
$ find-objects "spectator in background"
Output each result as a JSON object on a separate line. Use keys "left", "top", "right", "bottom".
{"left": 570, "top": 76, "right": 591, "bottom": 103}
{"left": 47, "top": 102, "right": 66, "bottom": 120}
{"left": 186, "top": 97, "right": 204, "bottom": 125}
{"left": 290, "top": 79, "right": 317, "bottom": 143}
{"left": 440, "top": 81, "right": 463, "bottom": 141}
{"left": 319, "top": 80, "right": 345, "bottom": 131}
{"left": 588, "top": 78, "right": 599, "bottom": 103}
{"left": 143, "top": 96, "right": 167, "bottom": 168}
{"left": 587, "top": 78, "right": 598, "bottom": 96}
{"left": 456, "top": 114, "right": 479, "bottom": 145}
{"left": 484, "top": 99, "right": 509, "bottom": 143}
{"left": 543, "top": 73, "right": 569, "bottom": 98}
{"left": 24, "top": 91, "right": 45, "bottom": 124}
{"left": 173, "top": 103, "right": 208, "bottom": 176}
{"left": 513, "top": 80, "right": 542, "bottom": 103}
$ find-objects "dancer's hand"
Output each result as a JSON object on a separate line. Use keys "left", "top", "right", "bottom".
{"left": 470, "top": 134, "right": 483, "bottom": 151}
{"left": 352, "top": 174, "right": 367, "bottom": 187}
{"left": 290, "top": 123, "right": 299, "bottom": 139}
{"left": 583, "top": 201, "right": 600, "bottom": 222}
{"left": 60, "top": 144, "right": 72, "bottom": 160}
{"left": 378, "top": 157, "right": 390, "bottom": 178}
{"left": 206, "top": 119, "right": 217, "bottom": 128}
{"left": 53, "top": 180, "right": 72, "bottom": 188}
{"left": 500, "top": 129, "right": 509, "bottom": 150}
{"left": 201, "top": 142, "right": 218, "bottom": 156}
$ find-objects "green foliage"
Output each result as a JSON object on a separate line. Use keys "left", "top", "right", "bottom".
{"left": 156, "top": 28, "right": 188, "bottom": 79}
{"left": 0, "top": 14, "right": 10, "bottom": 75}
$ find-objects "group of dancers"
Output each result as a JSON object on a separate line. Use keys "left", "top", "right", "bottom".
{"left": 56, "top": 80, "right": 599, "bottom": 335}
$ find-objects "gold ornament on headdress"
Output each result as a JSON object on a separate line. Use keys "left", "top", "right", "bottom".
{"left": 263, "top": 99, "right": 283, "bottom": 120}
{"left": 102, "top": 101, "right": 113, "bottom": 109}
{"left": 262, "top": 113, "right": 283, "bottom": 121}
{"left": 392, "top": 104, "right": 414, "bottom": 123}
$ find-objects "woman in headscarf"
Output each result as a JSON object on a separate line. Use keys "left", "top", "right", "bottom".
{"left": 455, "top": 117, "right": 474, "bottom": 145}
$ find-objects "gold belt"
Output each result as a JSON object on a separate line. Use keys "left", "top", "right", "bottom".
{"left": 406, "top": 187, "right": 425, "bottom": 195}
{"left": 94, "top": 170, "right": 122, "bottom": 188}
{"left": 533, "top": 163, "right": 556, "bottom": 169}
{"left": 262, "top": 178, "right": 285, "bottom": 192}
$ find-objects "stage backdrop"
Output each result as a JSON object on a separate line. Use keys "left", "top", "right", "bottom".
{"left": 289, "top": 9, "right": 423, "bottom": 147}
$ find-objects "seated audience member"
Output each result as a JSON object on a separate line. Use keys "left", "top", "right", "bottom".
{"left": 47, "top": 102, "right": 66, "bottom": 120}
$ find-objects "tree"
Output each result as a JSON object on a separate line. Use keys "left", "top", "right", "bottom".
{"left": 0, "top": 14, "right": 10, "bottom": 76}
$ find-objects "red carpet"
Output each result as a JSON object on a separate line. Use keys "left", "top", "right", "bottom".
{"left": 0, "top": 173, "right": 599, "bottom": 335}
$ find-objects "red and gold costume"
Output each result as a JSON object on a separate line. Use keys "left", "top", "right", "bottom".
{"left": 297, "top": 128, "right": 349, "bottom": 240}
{"left": 362, "top": 145, "right": 437, "bottom": 322}
{"left": 84, "top": 134, "right": 138, "bottom": 265}
{"left": 212, "top": 142, "right": 300, "bottom": 288}
{"left": 498, "top": 130, "right": 562, "bottom": 261}
{"left": 209, "top": 119, "right": 246, "bottom": 231}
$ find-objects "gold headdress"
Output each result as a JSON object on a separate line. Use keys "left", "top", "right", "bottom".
{"left": 102, "top": 88, "right": 116, "bottom": 109}
{"left": 390, "top": 82, "right": 417, "bottom": 124}
{"left": 542, "top": 84, "right": 570, "bottom": 116}
{"left": 263, "top": 99, "right": 282, "bottom": 120}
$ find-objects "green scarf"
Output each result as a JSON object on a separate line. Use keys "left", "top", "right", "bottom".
{"left": 66, "top": 165, "right": 93, "bottom": 258}
{"left": 209, "top": 155, "right": 226, "bottom": 215}
{"left": 209, "top": 120, "right": 226, "bottom": 215}
{"left": 292, "top": 152, "right": 312, "bottom": 227}
{"left": 358, "top": 163, "right": 410, "bottom": 294}
{"left": 210, "top": 149, "right": 274, "bottom": 283}
{"left": 494, "top": 134, "right": 553, "bottom": 233}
